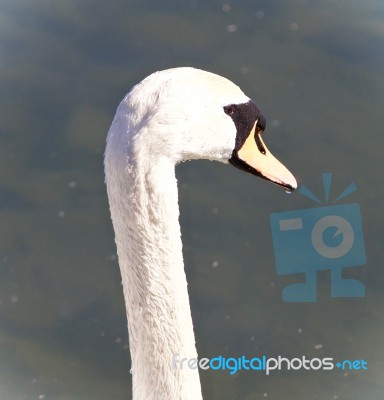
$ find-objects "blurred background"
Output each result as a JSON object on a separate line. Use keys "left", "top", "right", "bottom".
{"left": 1, "top": 0, "right": 383, "bottom": 399}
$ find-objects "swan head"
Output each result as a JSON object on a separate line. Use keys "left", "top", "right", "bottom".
{"left": 112, "top": 67, "right": 297, "bottom": 191}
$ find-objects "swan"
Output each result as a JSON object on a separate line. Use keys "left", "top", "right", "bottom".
{"left": 104, "top": 67, "right": 297, "bottom": 400}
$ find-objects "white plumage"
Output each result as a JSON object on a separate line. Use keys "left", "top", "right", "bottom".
{"left": 104, "top": 67, "right": 296, "bottom": 400}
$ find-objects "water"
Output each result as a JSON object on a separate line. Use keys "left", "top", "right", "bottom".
{"left": 1, "top": 0, "right": 384, "bottom": 399}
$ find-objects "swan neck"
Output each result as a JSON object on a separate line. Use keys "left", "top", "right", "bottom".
{"left": 105, "top": 152, "right": 202, "bottom": 400}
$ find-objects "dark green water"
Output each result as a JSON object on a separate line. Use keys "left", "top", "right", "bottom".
{"left": 1, "top": 0, "right": 383, "bottom": 399}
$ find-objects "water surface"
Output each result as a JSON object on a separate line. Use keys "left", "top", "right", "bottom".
{"left": 1, "top": 1, "right": 383, "bottom": 399}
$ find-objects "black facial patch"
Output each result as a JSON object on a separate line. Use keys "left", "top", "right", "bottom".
{"left": 226, "top": 100, "right": 267, "bottom": 177}
{"left": 224, "top": 100, "right": 265, "bottom": 150}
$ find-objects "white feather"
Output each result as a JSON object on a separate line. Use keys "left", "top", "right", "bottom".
{"left": 104, "top": 67, "right": 293, "bottom": 399}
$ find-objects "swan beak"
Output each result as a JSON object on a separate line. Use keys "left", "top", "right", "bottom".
{"left": 230, "top": 123, "right": 297, "bottom": 191}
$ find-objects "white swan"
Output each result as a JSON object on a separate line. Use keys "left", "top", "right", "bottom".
{"left": 104, "top": 67, "right": 297, "bottom": 400}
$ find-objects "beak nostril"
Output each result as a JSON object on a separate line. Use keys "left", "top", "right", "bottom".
{"left": 255, "top": 133, "right": 266, "bottom": 154}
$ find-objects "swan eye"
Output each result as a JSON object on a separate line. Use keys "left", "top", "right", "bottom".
{"left": 223, "top": 105, "right": 236, "bottom": 116}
